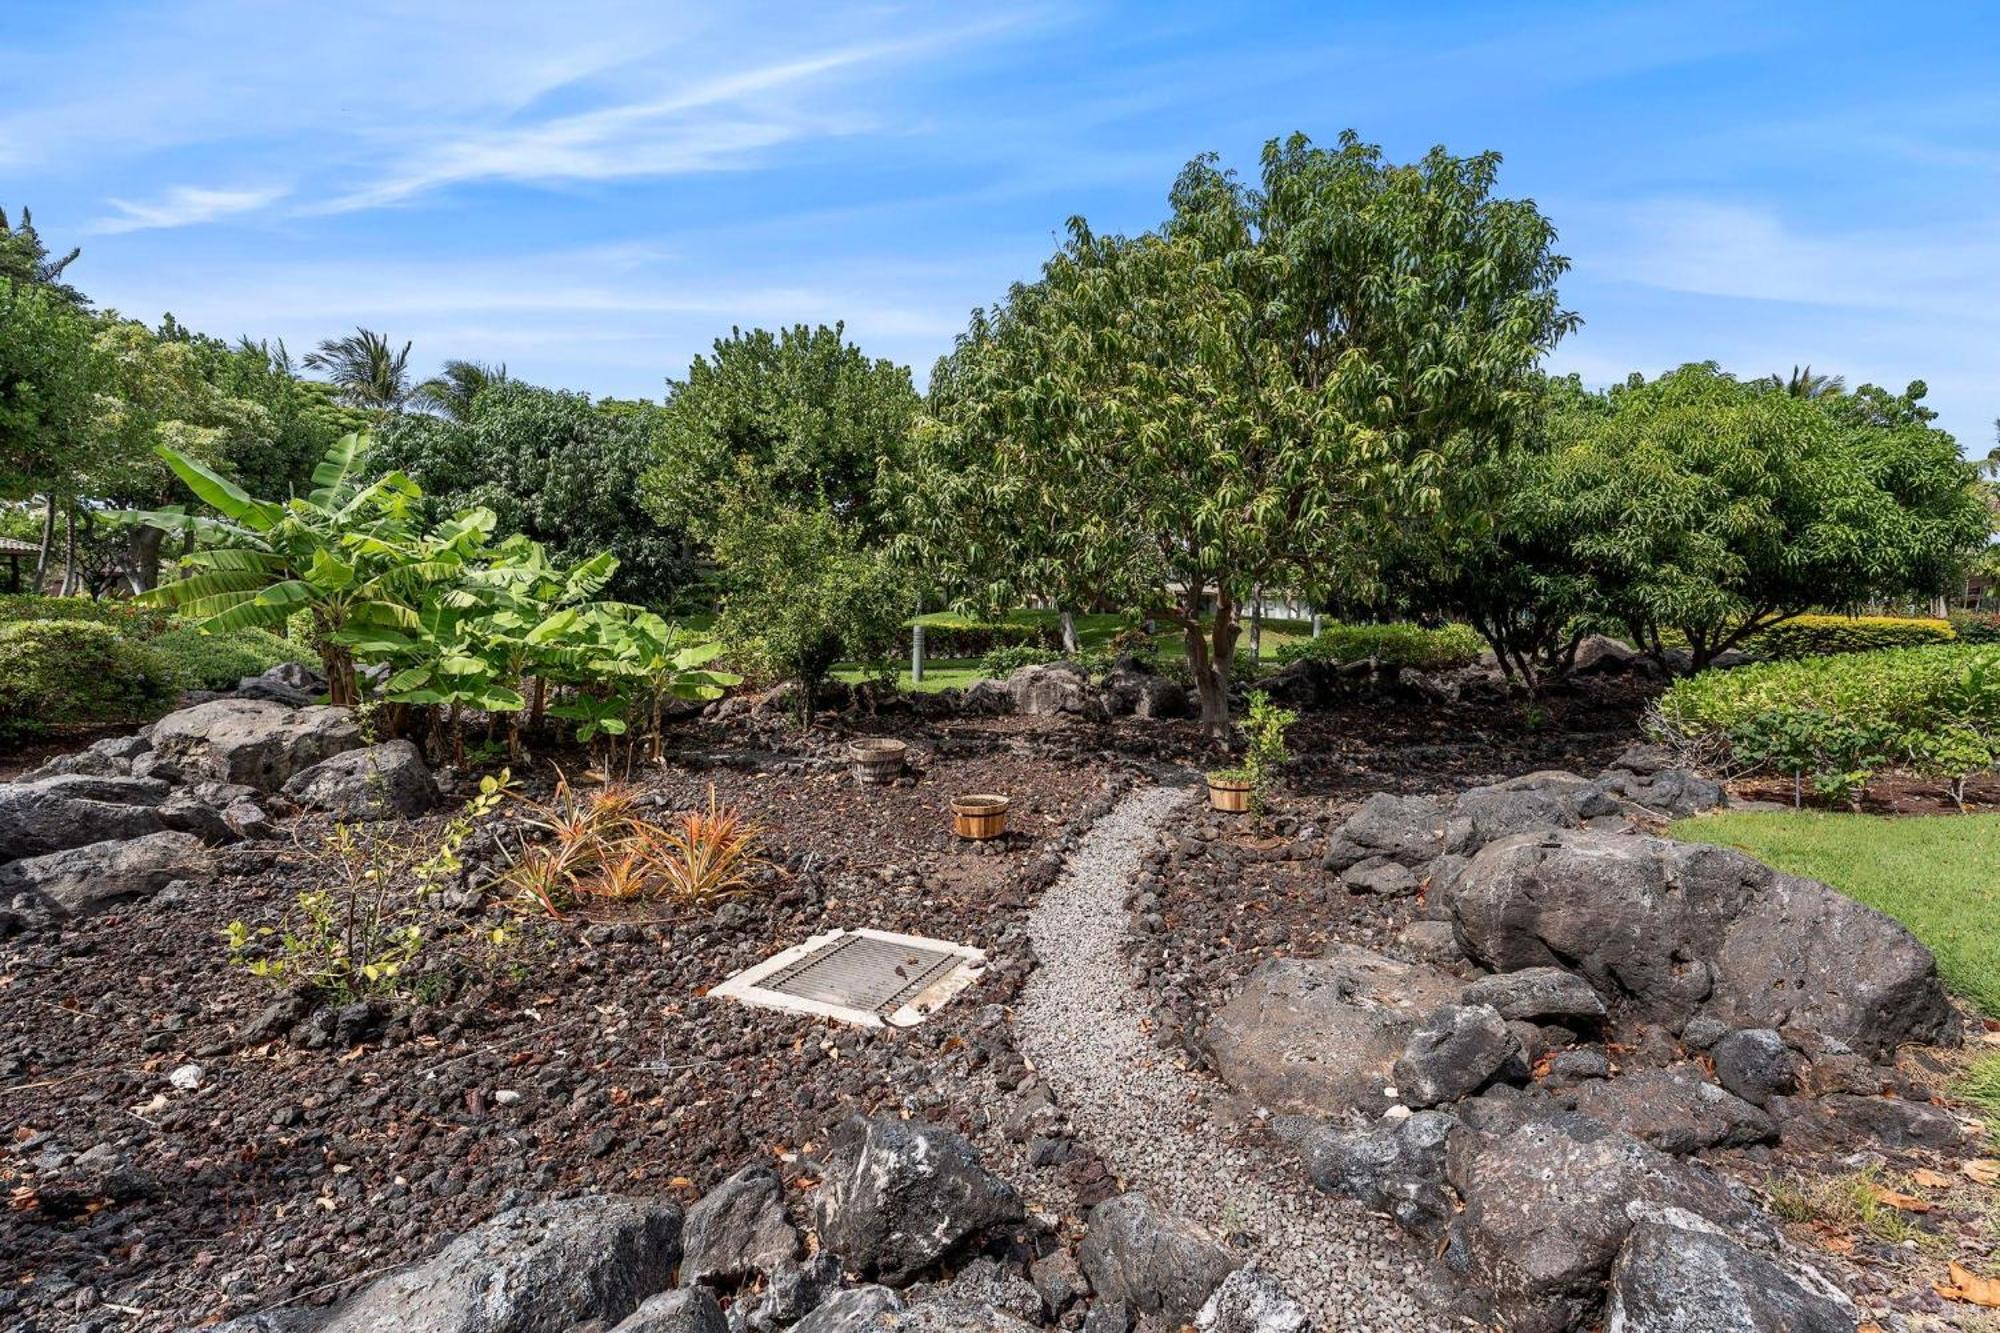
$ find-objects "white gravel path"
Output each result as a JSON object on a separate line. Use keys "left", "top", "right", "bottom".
{"left": 1016, "top": 783, "right": 1452, "bottom": 1332}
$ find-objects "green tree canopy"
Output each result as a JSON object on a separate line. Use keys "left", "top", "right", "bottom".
{"left": 371, "top": 380, "right": 690, "bottom": 605}
{"left": 899, "top": 130, "right": 1576, "bottom": 733}
{"left": 643, "top": 322, "right": 918, "bottom": 545}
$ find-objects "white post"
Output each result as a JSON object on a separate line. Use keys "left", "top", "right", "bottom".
{"left": 1311, "top": 612, "right": 1324, "bottom": 639}
{"left": 911, "top": 623, "right": 925, "bottom": 684}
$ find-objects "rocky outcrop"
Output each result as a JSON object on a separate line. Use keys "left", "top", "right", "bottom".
{"left": 1606, "top": 1220, "right": 1855, "bottom": 1332}
{"left": 1393, "top": 1004, "right": 1520, "bottom": 1108}
{"left": 791, "top": 1286, "right": 904, "bottom": 1332}
{"left": 1004, "top": 663, "right": 1105, "bottom": 721}
{"left": 1595, "top": 744, "right": 1726, "bottom": 819}
{"left": 1441, "top": 830, "right": 1958, "bottom": 1060}
{"left": 148, "top": 697, "right": 363, "bottom": 792}
{"left": 1567, "top": 1065, "right": 1775, "bottom": 1154}
{"left": 813, "top": 1116, "right": 1023, "bottom": 1283}
{"left": 311, "top": 1196, "right": 683, "bottom": 1332}
{"left": 608, "top": 1288, "right": 727, "bottom": 1333}
{"left": 1203, "top": 946, "right": 1464, "bottom": 1118}
{"left": 0, "top": 830, "right": 204, "bottom": 921}
{"left": 678, "top": 1164, "right": 796, "bottom": 1289}
{"left": 0, "top": 775, "right": 168, "bottom": 861}
{"left": 1078, "top": 1193, "right": 1239, "bottom": 1326}
{"left": 1276, "top": 1110, "right": 1458, "bottom": 1239}
{"left": 281, "top": 739, "right": 441, "bottom": 821}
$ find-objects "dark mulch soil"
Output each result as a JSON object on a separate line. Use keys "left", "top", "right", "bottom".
{"left": 0, "top": 735, "right": 1121, "bottom": 1331}
{"left": 1731, "top": 768, "right": 2000, "bottom": 817}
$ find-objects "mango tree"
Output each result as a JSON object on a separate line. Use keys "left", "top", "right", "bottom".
{"left": 901, "top": 131, "right": 1575, "bottom": 736}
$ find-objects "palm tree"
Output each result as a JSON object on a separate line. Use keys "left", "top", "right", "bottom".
{"left": 303, "top": 328, "right": 414, "bottom": 414}
{"left": 0, "top": 205, "right": 85, "bottom": 305}
{"left": 414, "top": 358, "right": 509, "bottom": 421}
{"left": 1769, "top": 364, "right": 1846, "bottom": 399}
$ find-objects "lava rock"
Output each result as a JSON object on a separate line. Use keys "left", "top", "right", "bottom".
{"left": 1462, "top": 967, "right": 1606, "bottom": 1026}
{"left": 1568, "top": 1064, "right": 1776, "bottom": 1154}
{"left": 0, "top": 831, "right": 205, "bottom": 919}
{"left": 1029, "top": 1250, "right": 1090, "bottom": 1315}
{"left": 1607, "top": 1220, "right": 1855, "bottom": 1332}
{"left": 1393, "top": 1003, "right": 1519, "bottom": 1108}
{"left": 281, "top": 740, "right": 441, "bottom": 821}
{"left": 1078, "top": 1193, "right": 1239, "bottom": 1326}
{"left": 1442, "top": 831, "right": 1958, "bottom": 1061}
{"left": 791, "top": 1286, "right": 905, "bottom": 1333}
{"left": 310, "top": 1195, "right": 683, "bottom": 1332}
{"left": 1338, "top": 856, "right": 1420, "bottom": 897}
{"left": 1597, "top": 744, "right": 1728, "bottom": 819}
{"left": 1774, "top": 1093, "right": 1964, "bottom": 1150}
{"left": 1442, "top": 787, "right": 1582, "bottom": 858}
{"left": 1709, "top": 1028, "right": 1797, "bottom": 1107}
{"left": 680, "top": 1164, "right": 796, "bottom": 1288}
{"left": 0, "top": 776, "right": 167, "bottom": 862}
{"left": 1203, "top": 946, "right": 1464, "bottom": 1118}
{"left": 148, "top": 697, "right": 363, "bottom": 792}
{"left": 813, "top": 1116, "right": 1023, "bottom": 1284}
{"left": 1321, "top": 793, "right": 1444, "bottom": 874}
{"left": 1004, "top": 663, "right": 1104, "bottom": 721}
{"left": 1276, "top": 1109, "right": 1458, "bottom": 1238}
{"left": 608, "top": 1287, "right": 727, "bottom": 1333}
{"left": 1194, "top": 1269, "right": 1311, "bottom": 1333}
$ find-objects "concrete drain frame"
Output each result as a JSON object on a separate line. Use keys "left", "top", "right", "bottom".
{"left": 709, "top": 927, "right": 987, "bottom": 1029}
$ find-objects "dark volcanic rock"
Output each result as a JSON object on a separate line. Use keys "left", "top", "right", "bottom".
{"left": 281, "top": 739, "right": 441, "bottom": 821}
{"left": 1461, "top": 967, "right": 1606, "bottom": 1026}
{"left": 813, "top": 1117, "right": 1022, "bottom": 1283}
{"left": 1607, "top": 1221, "right": 1855, "bottom": 1332}
{"left": 1597, "top": 744, "right": 1727, "bottom": 818}
{"left": 1442, "top": 831, "right": 1958, "bottom": 1060}
{"left": 679, "top": 1164, "right": 797, "bottom": 1288}
{"left": 1393, "top": 1003, "right": 1519, "bottom": 1108}
{"left": 1709, "top": 1028, "right": 1797, "bottom": 1107}
{"left": 0, "top": 830, "right": 204, "bottom": 919}
{"left": 1203, "top": 946, "right": 1463, "bottom": 1118}
{"left": 1194, "top": 1269, "right": 1311, "bottom": 1333}
{"left": 1321, "top": 793, "right": 1444, "bottom": 873}
{"left": 0, "top": 776, "right": 167, "bottom": 862}
{"left": 608, "top": 1287, "right": 727, "bottom": 1333}
{"left": 1276, "top": 1110, "right": 1458, "bottom": 1238}
{"left": 1567, "top": 1065, "right": 1775, "bottom": 1154}
{"left": 1078, "top": 1193, "right": 1239, "bottom": 1326}
{"left": 148, "top": 697, "right": 363, "bottom": 792}
{"left": 1773, "top": 1093, "right": 1964, "bottom": 1150}
{"left": 791, "top": 1286, "right": 905, "bottom": 1332}
{"left": 310, "top": 1195, "right": 683, "bottom": 1332}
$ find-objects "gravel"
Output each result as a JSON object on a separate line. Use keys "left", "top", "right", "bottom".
{"left": 1016, "top": 782, "right": 1453, "bottom": 1332}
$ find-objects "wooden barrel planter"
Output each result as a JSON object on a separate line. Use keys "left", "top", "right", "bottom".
{"left": 849, "top": 738, "right": 908, "bottom": 785}
{"left": 951, "top": 794, "right": 1011, "bottom": 841}
{"left": 1206, "top": 772, "right": 1253, "bottom": 813}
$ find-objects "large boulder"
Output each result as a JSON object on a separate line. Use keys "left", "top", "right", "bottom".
{"left": 607, "top": 1288, "right": 727, "bottom": 1333}
{"left": 1276, "top": 1110, "right": 1458, "bottom": 1239}
{"left": 1321, "top": 793, "right": 1444, "bottom": 873}
{"left": 148, "top": 697, "right": 363, "bottom": 792}
{"left": 1394, "top": 1003, "right": 1521, "bottom": 1108}
{"left": 813, "top": 1117, "right": 1022, "bottom": 1284}
{"left": 1443, "top": 787, "right": 1583, "bottom": 858}
{"left": 678, "top": 1164, "right": 796, "bottom": 1289}
{"left": 1004, "top": 663, "right": 1103, "bottom": 720}
{"left": 1606, "top": 1220, "right": 1856, "bottom": 1332}
{"left": 1099, "top": 666, "right": 1188, "bottom": 720}
{"left": 0, "top": 831, "right": 204, "bottom": 919}
{"left": 791, "top": 1286, "right": 904, "bottom": 1332}
{"left": 0, "top": 775, "right": 168, "bottom": 862}
{"left": 1567, "top": 1065, "right": 1775, "bottom": 1155}
{"left": 1442, "top": 831, "right": 1958, "bottom": 1061}
{"left": 311, "top": 1195, "right": 683, "bottom": 1332}
{"left": 1078, "top": 1193, "right": 1240, "bottom": 1326}
{"left": 1445, "top": 1114, "right": 1765, "bottom": 1332}
{"left": 20, "top": 732, "right": 152, "bottom": 781}
{"left": 281, "top": 740, "right": 440, "bottom": 821}
{"left": 1203, "top": 946, "right": 1464, "bottom": 1118}
{"left": 1195, "top": 1270, "right": 1310, "bottom": 1333}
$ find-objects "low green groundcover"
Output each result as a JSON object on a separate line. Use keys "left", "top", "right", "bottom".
{"left": 0, "top": 619, "right": 176, "bottom": 741}
{"left": 1672, "top": 810, "right": 2000, "bottom": 1016}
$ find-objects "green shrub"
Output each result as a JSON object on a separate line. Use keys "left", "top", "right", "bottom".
{"left": 920, "top": 619, "right": 1055, "bottom": 657}
{"left": 1275, "top": 621, "right": 1484, "bottom": 672}
{"left": 0, "top": 619, "right": 175, "bottom": 741}
{"left": 1748, "top": 614, "right": 1955, "bottom": 659}
{"left": 978, "top": 643, "right": 1061, "bottom": 676}
{"left": 0, "top": 593, "right": 174, "bottom": 638}
{"left": 1948, "top": 610, "right": 2000, "bottom": 645}
{"left": 152, "top": 625, "right": 301, "bottom": 691}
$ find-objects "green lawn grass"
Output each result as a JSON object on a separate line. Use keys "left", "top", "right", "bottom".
{"left": 1671, "top": 811, "right": 2000, "bottom": 1015}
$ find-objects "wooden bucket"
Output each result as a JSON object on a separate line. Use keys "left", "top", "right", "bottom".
{"left": 1206, "top": 776, "right": 1253, "bottom": 813}
{"left": 951, "top": 794, "right": 1010, "bottom": 841}
{"left": 850, "top": 738, "right": 908, "bottom": 785}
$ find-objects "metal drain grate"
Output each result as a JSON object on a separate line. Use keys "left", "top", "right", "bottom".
{"left": 710, "top": 928, "right": 986, "bottom": 1028}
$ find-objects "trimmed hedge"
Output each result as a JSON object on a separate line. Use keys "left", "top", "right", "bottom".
{"left": 0, "top": 619, "right": 176, "bottom": 742}
{"left": 1275, "top": 621, "right": 1485, "bottom": 672}
{"left": 918, "top": 619, "right": 1055, "bottom": 657}
{"left": 0, "top": 593, "right": 175, "bottom": 638}
{"left": 152, "top": 625, "right": 300, "bottom": 691}
{"left": 1949, "top": 611, "right": 2000, "bottom": 645}
{"left": 1748, "top": 614, "right": 1955, "bottom": 659}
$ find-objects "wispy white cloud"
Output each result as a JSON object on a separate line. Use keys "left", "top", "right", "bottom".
{"left": 89, "top": 183, "right": 288, "bottom": 234}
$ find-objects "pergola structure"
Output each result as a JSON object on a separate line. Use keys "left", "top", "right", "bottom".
{"left": 0, "top": 536, "right": 38, "bottom": 593}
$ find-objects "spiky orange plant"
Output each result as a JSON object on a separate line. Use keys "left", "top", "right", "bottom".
{"left": 645, "top": 786, "right": 764, "bottom": 904}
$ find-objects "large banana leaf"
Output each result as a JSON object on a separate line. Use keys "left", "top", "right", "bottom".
{"left": 155, "top": 445, "right": 285, "bottom": 532}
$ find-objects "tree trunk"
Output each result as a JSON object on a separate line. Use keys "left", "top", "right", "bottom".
{"left": 59, "top": 509, "right": 78, "bottom": 596}
{"left": 33, "top": 494, "right": 56, "bottom": 591}
{"left": 1248, "top": 586, "right": 1263, "bottom": 663}
{"left": 1185, "top": 589, "right": 1240, "bottom": 741}
{"left": 125, "top": 524, "right": 166, "bottom": 594}
{"left": 1059, "top": 609, "right": 1079, "bottom": 655}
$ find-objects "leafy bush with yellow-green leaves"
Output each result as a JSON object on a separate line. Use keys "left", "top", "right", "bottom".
{"left": 1275, "top": 621, "right": 1485, "bottom": 672}
{"left": 0, "top": 619, "right": 176, "bottom": 741}
{"left": 1748, "top": 614, "right": 1954, "bottom": 659}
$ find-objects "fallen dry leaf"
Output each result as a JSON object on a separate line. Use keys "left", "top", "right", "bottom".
{"left": 1867, "top": 1184, "right": 1931, "bottom": 1213}
{"left": 1964, "top": 1159, "right": 2000, "bottom": 1186}
{"left": 1912, "top": 1168, "right": 1954, "bottom": 1189}
{"left": 1937, "top": 1261, "right": 2000, "bottom": 1308}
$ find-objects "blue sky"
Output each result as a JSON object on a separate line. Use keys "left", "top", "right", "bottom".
{"left": 6, "top": 1, "right": 1998, "bottom": 447}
